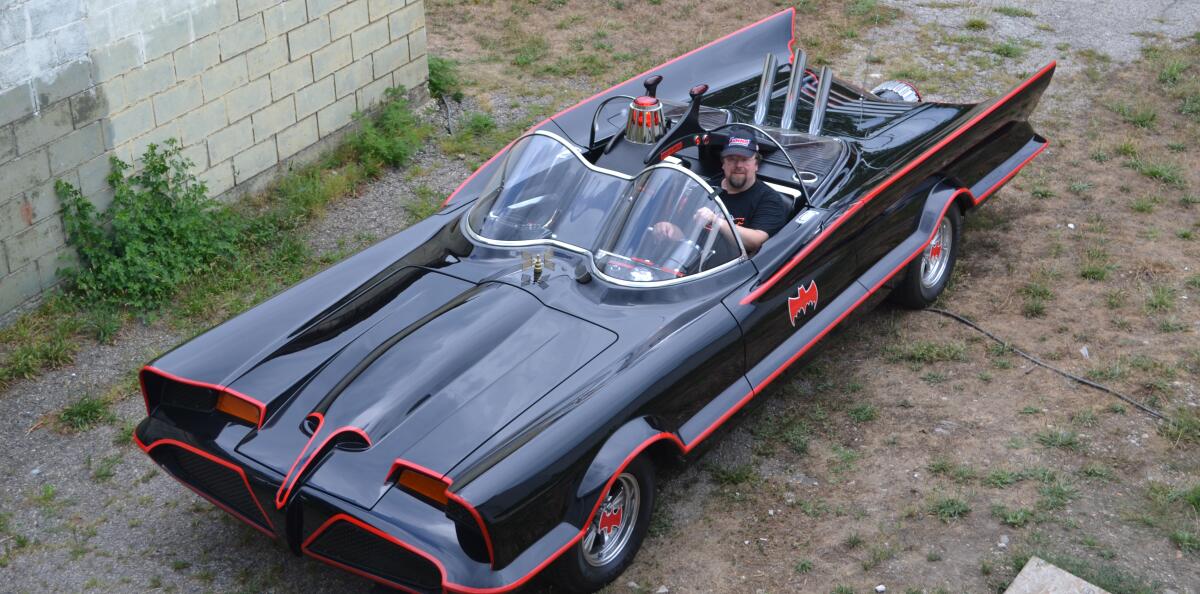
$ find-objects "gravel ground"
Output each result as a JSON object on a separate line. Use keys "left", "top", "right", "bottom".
{"left": 2, "top": 1, "right": 1198, "bottom": 592}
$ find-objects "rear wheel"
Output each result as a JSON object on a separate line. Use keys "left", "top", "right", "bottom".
{"left": 551, "top": 456, "right": 655, "bottom": 593}
{"left": 891, "top": 205, "right": 961, "bottom": 308}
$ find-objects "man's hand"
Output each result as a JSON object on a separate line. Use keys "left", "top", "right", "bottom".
{"left": 652, "top": 221, "right": 683, "bottom": 241}
{"left": 694, "top": 206, "right": 721, "bottom": 227}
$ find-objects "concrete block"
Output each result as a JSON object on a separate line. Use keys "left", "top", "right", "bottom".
{"left": 312, "top": 37, "right": 351, "bottom": 80}
{"left": 316, "top": 94, "right": 355, "bottom": 137}
{"left": 181, "top": 141, "right": 209, "bottom": 170}
{"left": 15, "top": 100, "right": 74, "bottom": 155}
{"left": 103, "top": 100, "right": 155, "bottom": 149}
{"left": 0, "top": 45, "right": 30, "bottom": 90}
{"left": 367, "top": 0, "right": 404, "bottom": 21}
{"left": 202, "top": 56, "right": 249, "bottom": 102}
{"left": 0, "top": 262, "right": 42, "bottom": 314}
{"left": 0, "top": 124, "right": 13, "bottom": 164}
{"left": 178, "top": 100, "right": 228, "bottom": 146}
{"left": 238, "top": 0, "right": 283, "bottom": 19}
{"left": 20, "top": 178, "right": 68, "bottom": 227}
{"left": 352, "top": 19, "right": 388, "bottom": 60}
{"left": 192, "top": 1, "right": 223, "bottom": 38}
{"left": 246, "top": 37, "right": 288, "bottom": 80}
{"left": 288, "top": 18, "right": 331, "bottom": 61}
{"left": 123, "top": 123, "right": 182, "bottom": 169}
{"left": 392, "top": 52, "right": 426, "bottom": 91}
{"left": 49, "top": 20, "right": 89, "bottom": 64}
{"left": 264, "top": 0, "right": 308, "bottom": 38}
{"left": 0, "top": 196, "right": 24, "bottom": 245}
{"left": 0, "top": 83, "right": 35, "bottom": 127}
{"left": 33, "top": 60, "right": 94, "bottom": 108}
{"left": 145, "top": 14, "right": 192, "bottom": 61}
{"left": 1005, "top": 556, "right": 1110, "bottom": 594}
{"left": 252, "top": 97, "right": 296, "bottom": 141}
{"left": 218, "top": 0, "right": 240, "bottom": 28}
{"left": 276, "top": 114, "right": 317, "bottom": 159}
{"left": 330, "top": 0, "right": 367, "bottom": 39}
{"left": 371, "top": 39, "right": 408, "bottom": 80}
{"left": 333, "top": 57, "right": 371, "bottom": 99}
{"left": 225, "top": 78, "right": 272, "bottom": 122}
{"left": 220, "top": 14, "right": 267, "bottom": 60}
{"left": 307, "top": 0, "right": 347, "bottom": 19}
{"left": 270, "top": 57, "right": 313, "bottom": 101}
{"left": 407, "top": 25, "right": 426, "bottom": 59}
{"left": 35, "top": 245, "right": 74, "bottom": 290}
{"left": 295, "top": 76, "right": 334, "bottom": 119}
{"left": 356, "top": 72, "right": 390, "bottom": 110}
{"left": 153, "top": 78, "right": 204, "bottom": 124}
{"left": 88, "top": 36, "right": 143, "bottom": 83}
{"left": 0, "top": 149, "right": 50, "bottom": 198}
{"left": 207, "top": 119, "right": 254, "bottom": 164}
{"left": 199, "top": 159, "right": 235, "bottom": 197}
{"left": 69, "top": 82, "right": 117, "bottom": 128}
{"left": 0, "top": 5, "right": 23, "bottom": 50}
{"left": 233, "top": 139, "right": 277, "bottom": 183}
{"left": 388, "top": 1, "right": 422, "bottom": 40}
{"left": 124, "top": 57, "right": 176, "bottom": 104}
{"left": 77, "top": 152, "right": 114, "bottom": 198}
{"left": 49, "top": 122, "right": 104, "bottom": 174}
{"left": 27, "top": 0, "right": 83, "bottom": 37}
{"left": 2, "top": 216, "right": 64, "bottom": 271}
{"left": 174, "top": 35, "right": 222, "bottom": 80}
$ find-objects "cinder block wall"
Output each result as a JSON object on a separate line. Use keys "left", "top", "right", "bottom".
{"left": 0, "top": 0, "right": 428, "bottom": 315}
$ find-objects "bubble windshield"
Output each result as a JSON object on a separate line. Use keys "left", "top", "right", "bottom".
{"left": 468, "top": 132, "right": 743, "bottom": 283}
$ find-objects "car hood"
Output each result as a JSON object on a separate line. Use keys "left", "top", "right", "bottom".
{"left": 229, "top": 269, "right": 616, "bottom": 508}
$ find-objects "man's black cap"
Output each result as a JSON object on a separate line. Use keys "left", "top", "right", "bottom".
{"left": 721, "top": 125, "right": 759, "bottom": 158}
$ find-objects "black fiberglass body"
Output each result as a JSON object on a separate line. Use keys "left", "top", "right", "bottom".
{"left": 135, "top": 8, "right": 1054, "bottom": 593}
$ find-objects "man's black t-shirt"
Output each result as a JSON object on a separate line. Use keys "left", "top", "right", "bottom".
{"left": 718, "top": 179, "right": 789, "bottom": 237}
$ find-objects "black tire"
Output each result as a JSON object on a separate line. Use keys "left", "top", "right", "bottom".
{"left": 890, "top": 205, "right": 961, "bottom": 309}
{"left": 550, "top": 456, "right": 656, "bottom": 593}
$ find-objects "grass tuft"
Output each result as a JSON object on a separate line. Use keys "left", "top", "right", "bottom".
{"left": 930, "top": 496, "right": 971, "bottom": 522}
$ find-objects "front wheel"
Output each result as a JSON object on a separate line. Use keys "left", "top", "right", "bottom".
{"left": 890, "top": 205, "right": 961, "bottom": 308}
{"left": 550, "top": 456, "right": 656, "bottom": 593}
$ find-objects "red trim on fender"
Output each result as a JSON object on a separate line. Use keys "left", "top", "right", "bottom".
{"left": 136, "top": 436, "right": 276, "bottom": 538}
{"left": 141, "top": 365, "right": 268, "bottom": 430}
{"left": 303, "top": 513, "right": 447, "bottom": 594}
{"left": 740, "top": 61, "right": 1056, "bottom": 305}
{"left": 972, "top": 140, "right": 1048, "bottom": 205}
{"left": 275, "top": 420, "right": 371, "bottom": 509}
{"left": 440, "top": 7, "right": 799, "bottom": 208}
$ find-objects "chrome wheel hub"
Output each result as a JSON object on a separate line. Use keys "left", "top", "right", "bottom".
{"left": 920, "top": 218, "right": 952, "bottom": 289}
{"left": 582, "top": 473, "right": 640, "bottom": 567}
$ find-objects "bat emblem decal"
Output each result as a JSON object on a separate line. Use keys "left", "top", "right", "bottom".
{"left": 598, "top": 506, "right": 623, "bottom": 536}
{"left": 788, "top": 281, "right": 819, "bottom": 326}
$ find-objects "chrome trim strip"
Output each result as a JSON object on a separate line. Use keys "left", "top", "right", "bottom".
{"left": 780, "top": 48, "right": 807, "bottom": 131}
{"left": 753, "top": 53, "right": 778, "bottom": 126}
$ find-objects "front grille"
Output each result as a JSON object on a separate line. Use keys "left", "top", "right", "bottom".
{"left": 156, "top": 445, "right": 272, "bottom": 532}
{"left": 308, "top": 520, "right": 442, "bottom": 592}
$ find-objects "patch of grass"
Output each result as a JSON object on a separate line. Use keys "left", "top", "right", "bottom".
{"left": 993, "top": 6, "right": 1035, "bottom": 17}
{"left": 1070, "top": 410, "right": 1098, "bottom": 427}
{"left": 58, "top": 395, "right": 117, "bottom": 432}
{"left": 831, "top": 586, "right": 855, "bottom": 594}
{"left": 847, "top": 404, "right": 877, "bottom": 423}
{"left": 1078, "top": 463, "right": 1115, "bottom": 481}
{"left": 1170, "top": 531, "right": 1199, "bottom": 552}
{"left": 829, "top": 444, "right": 861, "bottom": 475}
{"left": 928, "top": 457, "right": 976, "bottom": 484}
{"left": 1037, "top": 481, "right": 1078, "bottom": 510}
{"left": 1129, "top": 195, "right": 1158, "bottom": 213}
{"left": 991, "top": 504, "right": 1034, "bottom": 527}
{"left": 795, "top": 559, "right": 814, "bottom": 573}
{"left": 1110, "top": 102, "right": 1158, "bottom": 128}
{"left": 90, "top": 453, "right": 122, "bottom": 482}
{"left": 1030, "top": 184, "right": 1055, "bottom": 199}
{"left": 427, "top": 55, "right": 464, "bottom": 102}
{"left": 862, "top": 544, "right": 896, "bottom": 570}
{"left": 964, "top": 18, "right": 988, "bottom": 30}
{"left": 1035, "top": 430, "right": 1083, "bottom": 451}
{"left": 885, "top": 340, "right": 966, "bottom": 364}
{"left": 1008, "top": 550, "right": 1156, "bottom": 594}
{"left": 1145, "top": 285, "right": 1175, "bottom": 312}
{"left": 1158, "top": 60, "right": 1190, "bottom": 86}
{"left": 930, "top": 496, "right": 971, "bottom": 522}
{"left": 986, "top": 469, "right": 1024, "bottom": 488}
{"left": 1128, "top": 157, "right": 1186, "bottom": 186}
{"left": 1159, "top": 407, "right": 1200, "bottom": 445}
{"left": 1019, "top": 282, "right": 1052, "bottom": 318}
{"left": 708, "top": 463, "right": 756, "bottom": 486}
{"left": 843, "top": 532, "right": 864, "bottom": 549}
{"left": 926, "top": 550, "right": 943, "bottom": 562}
{"left": 991, "top": 40, "right": 1024, "bottom": 59}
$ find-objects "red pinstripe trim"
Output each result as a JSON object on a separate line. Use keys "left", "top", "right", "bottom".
{"left": 275, "top": 419, "right": 371, "bottom": 510}
{"left": 302, "top": 513, "right": 444, "bottom": 594}
{"left": 440, "top": 7, "right": 798, "bottom": 208}
{"left": 136, "top": 436, "right": 276, "bottom": 538}
{"left": 972, "top": 140, "right": 1048, "bottom": 205}
{"left": 741, "top": 61, "right": 1056, "bottom": 305}
{"left": 141, "top": 365, "right": 267, "bottom": 430}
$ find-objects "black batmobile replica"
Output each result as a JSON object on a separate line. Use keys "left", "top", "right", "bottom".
{"left": 135, "top": 8, "right": 1053, "bottom": 593}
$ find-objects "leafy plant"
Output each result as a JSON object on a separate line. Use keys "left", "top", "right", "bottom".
{"left": 427, "top": 55, "right": 464, "bottom": 102}
{"left": 56, "top": 140, "right": 237, "bottom": 310}
{"left": 349, "top": 87, "right": 432, "bottom": 173}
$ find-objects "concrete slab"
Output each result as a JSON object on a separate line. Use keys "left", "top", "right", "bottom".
{"left": 1005, "top": 557, "right": 1110, "bottom": 594}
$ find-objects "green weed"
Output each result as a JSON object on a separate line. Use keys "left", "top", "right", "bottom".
{"left": 930, "top": 497, "right": 971, "bottom": 522}
{"left": 848, "top": 404, "right": 877, "bottom": 423}
{"left": 427, "top": 55, "right": 464, "bottom": 102}
{"left": 993, "top": 6, "right": 1035, "bottom": 17}
{"left": 991, "top": 504, "right": 1034, "bottom": 527}
{"left": 885, "top": 341, "right": 966, "bottom": 364}
{"left": 59, "top": 395, "right": 117, "bottom": 432}
{"left": 1035, "top": 430, "right": 1083, "bottom": 451}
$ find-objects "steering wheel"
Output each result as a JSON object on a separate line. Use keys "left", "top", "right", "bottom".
{"left": 643, "top": 84, "right": 710, "bottom": 164}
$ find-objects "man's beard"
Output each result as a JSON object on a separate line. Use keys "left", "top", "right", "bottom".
{"left": 727, "top": 172, "right": 748, "bottom": 190}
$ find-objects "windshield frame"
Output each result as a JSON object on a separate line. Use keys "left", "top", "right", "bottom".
{"left": 462, "top": 130, "right": 748, "bottom": 288}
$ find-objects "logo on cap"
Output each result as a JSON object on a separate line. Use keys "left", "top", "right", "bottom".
{"left": 729, "top": 137, "right": 751, "bottom": 147}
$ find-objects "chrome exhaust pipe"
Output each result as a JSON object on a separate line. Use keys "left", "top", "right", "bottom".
{"left": 780, "top": 47, "right": 807, "bottom": 131}
{"left": 752, "top": 53, "right": 777, "bottom": 126}
{"left": 808, "top": 65, "right": 833, "bottom": 136}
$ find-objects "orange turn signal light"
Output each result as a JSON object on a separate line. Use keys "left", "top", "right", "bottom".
{"left": 397, "top": 469, "right": 449, "bottom": 506}
{"left": 216, "top": 392, "right": 261, "bottom": 427}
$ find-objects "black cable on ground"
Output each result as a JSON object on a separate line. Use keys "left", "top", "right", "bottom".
{"left": 925, "top": 307, "right": 1168, "bottom": 421}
